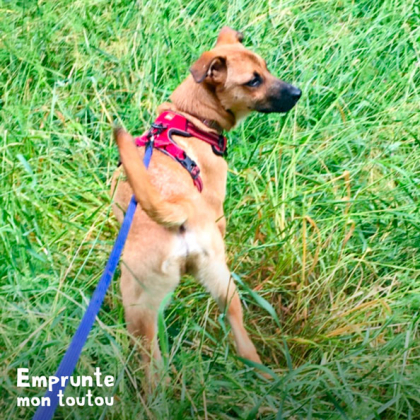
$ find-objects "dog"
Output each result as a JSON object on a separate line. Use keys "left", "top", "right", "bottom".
{"left": 112, "top": 27, "right": 301, "bottom": 377}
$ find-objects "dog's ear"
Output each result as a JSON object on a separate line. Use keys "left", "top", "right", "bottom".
{"left": 190, "top": 52, "right": 226, "bottom": 84}
{"left": 216, "top": 26, "right": 243, "bottom": 46}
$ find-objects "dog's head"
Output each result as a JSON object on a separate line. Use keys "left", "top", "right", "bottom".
{"left": 189, "top": 27, "right": 301, "bottom": 120}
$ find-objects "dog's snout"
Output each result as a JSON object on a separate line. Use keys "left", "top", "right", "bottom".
{"left": 255, "top": 81, "right": 301, "bottom": 114}
{"left": 288, "top": 85, "right": 302, "bottom": 101}
{"left": 271, "top": 81, "right": 301, "bottom": 112}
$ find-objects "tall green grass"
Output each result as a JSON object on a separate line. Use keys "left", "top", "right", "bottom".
{"left": 1, "top": 0, "right": 419, "bottom": 418}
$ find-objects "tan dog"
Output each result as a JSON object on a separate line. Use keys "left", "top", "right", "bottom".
{"left": 112, "top": 27, "right": 300, "bottom": 376}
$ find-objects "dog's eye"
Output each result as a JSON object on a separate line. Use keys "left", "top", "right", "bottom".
{"left": 245, "top": 74, "right": 262, "bottom": 88}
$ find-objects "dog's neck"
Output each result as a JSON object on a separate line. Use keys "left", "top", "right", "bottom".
{"left": 168, "top": 75, "right": 235, "bottom": 132}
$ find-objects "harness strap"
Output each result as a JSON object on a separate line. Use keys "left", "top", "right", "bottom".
{"left": 134, "top": 111, "right": 227, "bottom": 192}
{"left": 185, "top": 119, "right": 227, "bottom": 156}
{"left": 157, "top": 111, "right": 227, "bottom": 155}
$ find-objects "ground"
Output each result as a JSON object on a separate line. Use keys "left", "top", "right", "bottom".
{"left": 1, "top": 0, "right": 419, "bottom": 419}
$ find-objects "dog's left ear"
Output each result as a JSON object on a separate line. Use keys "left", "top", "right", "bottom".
{"left": 216, "top": 26, "right": 244, "bottom": 46}
{"left": 190, "top": 52, "right": 227, "bottom": 84}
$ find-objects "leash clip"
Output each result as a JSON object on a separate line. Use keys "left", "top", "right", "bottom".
{"left": 146, "top": 133, "right": 155, "bottom": 150}
{"left": 146, "top": 122, "right": 166, "bottom": 149}
{"left": 151, "top": 122, "right": 166, "bottom": 135}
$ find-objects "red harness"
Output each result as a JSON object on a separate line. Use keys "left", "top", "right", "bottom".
{"left": 134, "top": 111, "right": 227, "bottom": 192}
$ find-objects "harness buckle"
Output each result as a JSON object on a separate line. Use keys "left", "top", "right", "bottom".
{"left": 176, "top": 155, "right": 200, "bottom": 180}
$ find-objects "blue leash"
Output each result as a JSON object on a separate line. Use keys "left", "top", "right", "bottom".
{"left": 32, "top": 144, "right": 153, "bottom": 420}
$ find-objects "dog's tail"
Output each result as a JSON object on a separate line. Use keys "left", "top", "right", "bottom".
{"left": 114, "top": 128, "right": 193, "bottom": 228}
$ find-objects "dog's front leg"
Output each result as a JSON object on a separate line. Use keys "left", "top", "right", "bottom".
{"left": 193, "top": 255, "right": 263, "bottom": 366}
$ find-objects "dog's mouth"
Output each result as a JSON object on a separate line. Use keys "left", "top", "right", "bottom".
{"left": 256, "top": 82, "right": 301, "bottom": 114}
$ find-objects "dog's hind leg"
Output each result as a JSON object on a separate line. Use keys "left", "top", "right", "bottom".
{"left": 120, "top": 260, "right": 180, "bottom": 377}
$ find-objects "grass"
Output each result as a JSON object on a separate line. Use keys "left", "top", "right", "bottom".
{"left": 1, "top": 0, "right": 420, "bottom": 418}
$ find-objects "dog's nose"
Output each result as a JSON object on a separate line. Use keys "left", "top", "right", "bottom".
{"left": 289, "top": 85, "right": 302, "bottom": 101}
